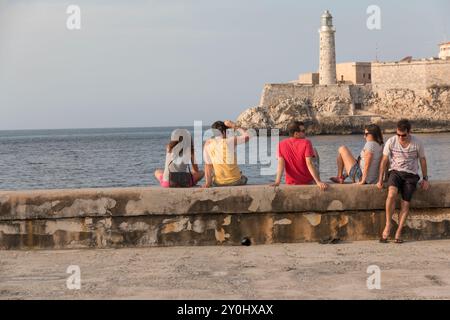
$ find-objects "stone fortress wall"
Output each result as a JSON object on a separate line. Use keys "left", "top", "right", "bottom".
{"left": 260, "top": 84, "right": 345, "bottom": 109}
{"left": 299, "top": 73, "right": 319, "bottom": 85}
{"left": 336, "top": 62, "right": 372, "bottom": 85}
{"left": 241, "top": 62, "right": 450, "bottom": 135}
{"left": 372, "top": 59, "right": 450, "bottom": 94}
{"left": 261, "top": 58, "right": 450, "bottom": 109}
{"left": 439, "top": 42, "right": 450, "bottom": 59}
{"left": 259, "top": 83, "right": 372, "bottom": 110}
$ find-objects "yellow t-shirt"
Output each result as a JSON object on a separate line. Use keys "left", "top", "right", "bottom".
{"left": 204, "top": 137, "right": 241, "bottom": 185}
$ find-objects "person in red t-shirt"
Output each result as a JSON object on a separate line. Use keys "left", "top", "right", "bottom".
{"left": 271, "top": 121, "right": 328, "bottom": 190}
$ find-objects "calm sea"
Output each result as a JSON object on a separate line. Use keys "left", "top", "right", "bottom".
{"left": 0, "top": 127, "right": 449, "bottom": 191}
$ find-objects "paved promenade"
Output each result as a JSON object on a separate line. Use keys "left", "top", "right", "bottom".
{"left": 1, "top": 240, "right": 449, "bottom": 299}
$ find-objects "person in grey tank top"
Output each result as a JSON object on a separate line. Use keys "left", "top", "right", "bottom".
{"left": 330, "top": 124, "right": 384, "bottom": 185}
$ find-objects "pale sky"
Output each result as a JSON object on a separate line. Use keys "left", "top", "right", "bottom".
{"left": 0, "top": 0, "right": 449, "bottom": 130}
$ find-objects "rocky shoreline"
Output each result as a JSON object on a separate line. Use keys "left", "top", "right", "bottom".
{"left": 237, "top": 115, "right": 450, "bottom": 136}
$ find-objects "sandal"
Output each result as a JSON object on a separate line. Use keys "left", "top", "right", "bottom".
{"left": 394, "top": 239, "right": 404, "bottom": 244}
{"left": 319, "top": 236, "right": 341, "bottom": 244}
{"left": 330, "top": 176, "right": 345, "bottom": 184}
{"left": 380, "top": 225, "right": 392, "bottom": 244}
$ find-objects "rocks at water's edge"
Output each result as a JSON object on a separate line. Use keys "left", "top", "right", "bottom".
{"left": 236, "top": 86, "right": 450, "bottom": 135}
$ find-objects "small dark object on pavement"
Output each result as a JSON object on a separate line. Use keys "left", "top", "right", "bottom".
{"left": 319, "top": 236, "right": 341, "bottom": 244}
{"left": 241, "top": 237, "right": 252, "bottom": 246}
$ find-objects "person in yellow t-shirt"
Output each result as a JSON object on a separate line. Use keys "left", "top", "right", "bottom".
{"left": 202, "top": 120, "right": 250, "bottom": 188}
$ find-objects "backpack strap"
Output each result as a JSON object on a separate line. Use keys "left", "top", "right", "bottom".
{"left": 187, "top": 164, "right": 194, "bottom": 186}
{"left": 351, "top": 156, "right": 362, "bottom": 182}
{"left": 167, "top": 159, "right": 174, "bottom": 173}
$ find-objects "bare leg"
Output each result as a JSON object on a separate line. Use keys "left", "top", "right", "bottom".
{"left": 336, "top": 153, "right": 345, "bottom": 177}
{"left": 383, "top": 186, "right": 398, "bottom": 239}
{"left": 395, "top": 200, "right": 410, "bottom": 240}
{"left": 336, "top": 146, "right": 357, "bottom": 177}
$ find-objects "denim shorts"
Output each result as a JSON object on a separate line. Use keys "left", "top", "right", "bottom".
{"left": 347, "top": 163, "right": 363, "bottom": 182}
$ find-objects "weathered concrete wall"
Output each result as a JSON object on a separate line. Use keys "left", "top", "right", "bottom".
{"left": 1, "top": 182, "right": 449, "bottom": 250}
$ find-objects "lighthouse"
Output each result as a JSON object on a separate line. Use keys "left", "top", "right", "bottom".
{"left": 319, "top": 10, "right": 337, "bottom": 85}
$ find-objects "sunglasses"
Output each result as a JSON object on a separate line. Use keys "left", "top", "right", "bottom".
{"left": 397, "top": 133, "right": 408, "bottom": 138}
{"left": 364, "top": 132, "right": 369, "bottom": 137}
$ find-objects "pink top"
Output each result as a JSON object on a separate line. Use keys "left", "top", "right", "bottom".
{"left": 277, "top": 138, "right": 315, "bottom": 185}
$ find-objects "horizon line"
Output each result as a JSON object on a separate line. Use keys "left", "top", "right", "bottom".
{"left": 0, "top": 124, "right": 216, "bottom": 132}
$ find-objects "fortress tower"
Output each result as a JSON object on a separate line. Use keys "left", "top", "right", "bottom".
{"left": 439, "top": 42, "right": 450, "bottom": 59}
{"left": 319, "top": 10, "right": 337, "bottom": 85}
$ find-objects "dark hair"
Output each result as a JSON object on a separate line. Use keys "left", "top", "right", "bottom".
{"left": 211, "top": 121, "right": 228, "bottom": 137}
{"left": 365, "top": 124, "right": 384, "bottom": 146}
{"left": 397, "top": 119, "right": 411, "bottom": 133}
{"left": 167, "top": 135, "right": 194, "bottom": 156}
{"left": 287, "top": 121, "right": 305, "bottom": 137}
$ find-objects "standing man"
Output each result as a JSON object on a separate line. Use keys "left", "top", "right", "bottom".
{"left": 271, "top": 121, "right": 327, "bottom": 190}
{"left": 377, "top": 119, "right": 430, "bottom": 243}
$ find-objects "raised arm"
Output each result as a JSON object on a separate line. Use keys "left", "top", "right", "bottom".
{"left": 234, "top": 127, "right": 250, "bottom": 145}
{"left": 224, "top": 120, "right": 250, "bottom": 145}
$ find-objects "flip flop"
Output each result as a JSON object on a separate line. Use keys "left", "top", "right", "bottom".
{"left": 394, "top": 239, "right": 404, "bottom": 244}
{"left": 379, "top": 237, "right": 389, "bottom": 243}
{"left": 330, "top": 237, "right": 341, "bottom": 244}
{"left": 330, "top": 176, "right": 345, "bottom": 184}
{"left": 319, "top": 236, "right": 332, "bottom": 244}
{"left": 319, "top": 237, "right": 341, "bottom": 244}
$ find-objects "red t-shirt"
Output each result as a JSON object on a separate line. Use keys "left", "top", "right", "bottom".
{"left": 277, "top": 138, "right": 315, "bottom": 185}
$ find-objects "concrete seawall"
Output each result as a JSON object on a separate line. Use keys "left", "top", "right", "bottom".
{"left": 1, "top": 182, "right": 449, "bottom": 250}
